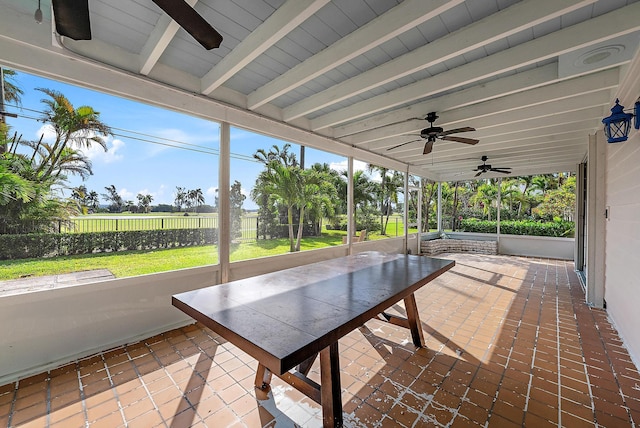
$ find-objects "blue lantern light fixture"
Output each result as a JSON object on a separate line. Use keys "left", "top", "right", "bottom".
{"left": 602, "top": 99, "right": 633, "bottom": 143}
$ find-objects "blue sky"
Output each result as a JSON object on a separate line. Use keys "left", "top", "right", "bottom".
{"left": 3, "top": 71, "right": 370, "bottom": 210}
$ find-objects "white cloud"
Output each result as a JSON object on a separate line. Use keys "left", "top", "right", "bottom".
{"left": 35, "top": 124, "right": 56, "bottom": 142}
{"left": 85, "top": 137, "right": 124, "bottom": 164}
{"left": 119, "top": 188, "right": 134, "bottom": 201}
{"left": 206, "top": 186, "right": 218, "bottom": 197}
{"left": 34, "top": 124, "right": 124, "bottom": 164}
{"left": 329, "top": 159, "right": 368, "bottom": 173}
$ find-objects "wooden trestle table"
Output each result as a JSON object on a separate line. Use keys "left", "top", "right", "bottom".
{"left": 172, "top": 251, "right": 454, "bottom": 427}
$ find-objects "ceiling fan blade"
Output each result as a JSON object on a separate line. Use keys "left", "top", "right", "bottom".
{"left": 423, "top": 140, "right": 434, "bottom": 155}
{"left": 52, "top": 0, "right": 92, "bottom": 40}
{"left": 474, "top": 171, "right": 483, "bottom": 177}
{"left": 491, "top": 169, "right": 512, "bottom": 174}
{"left": 441, "top": 136, "right": 479, "bottom": 145}
{"left": 440, "top": 127, "right": 475, "bottom": 135}
{"left": 152, "top": 0, "right": 223, "bottom": 49}
{"left": 387, "top": 139, "right": 421, "bottom": 151}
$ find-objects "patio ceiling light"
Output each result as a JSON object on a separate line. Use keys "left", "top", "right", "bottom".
{"left": 602, "top": 98, "right": 640, "bottom": 143}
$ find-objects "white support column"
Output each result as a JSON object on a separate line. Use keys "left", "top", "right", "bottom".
{"left": 497, "top": 178, "right": 502, "bottom": 250}
{"left": 417, "top": 179, "right": 423, "bottom": 248}
{"left": 586, "top": 132, "right": 606, "bottom": 308}
{"left": 575, "top": 162, "right": 586, "bottom": 271}
{"left": 437, "top": 182, "right": 442, "bottom": 234}
{"left": 403, "top": 167, "right": 409, "bottom": 254}
{"left": 219, "top": 122, "right": 231, "bottom": 283}
{"left": 347, "top": 157, "right": 354, "bottom": 253}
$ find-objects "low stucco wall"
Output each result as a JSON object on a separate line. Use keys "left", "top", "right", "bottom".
{"left": 423, "top": 232, "right": 574, "bottom": 260}
{"left": 499, "top": 234, "right": 574, "bottom": 260}
{"left": 0, "top": 237, "right": 410, "bottom": 385}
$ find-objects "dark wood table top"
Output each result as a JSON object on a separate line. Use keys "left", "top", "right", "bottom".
{"left": 172, "top": 252, "right": 454, "bottom": 374}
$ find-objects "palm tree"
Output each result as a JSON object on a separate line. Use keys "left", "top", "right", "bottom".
{"left": 1, "top": 69, "right": 23, "bottom": 154}
{"left": 253, "top": 143, "right": 297, "bottom": 167}
{"left": 188, "top": 188, "right": 204, "bottom": 213}
{"left": 367, "top": 164, "right": 388, "bottom": 233}
{"left": 340, "top": 169, "right": 375, "bottom": 228}
{"left": 0, "top": 156, "right": 34, "bottom": 207}
{"left": 1, "top": 68, "right": 23, "bottom": 105}
{"left": 472, "top": 181, "right": 498, "bottom": 220}
{"left": 308, "top": 163, "right": 340, "bottom": 234}
{"left": 421, "top": 179, "right": 438, "bottom": 232}
{"left": 137, "top": 193, "right": 153, "bottom": 213}
{"left": 102, "top": 184, "right": 123, "bottom": 213}
{"left": 87, "top": 190, "right": 100, "bottom": 213}
{"left": 174, "top": 187, "right": 186, "bottom": 212}
{"left": 261, "top": 162, "right": 302, "bottom": 251}
{"left": 34, "top": 88, "right": 111, "bottom": 182}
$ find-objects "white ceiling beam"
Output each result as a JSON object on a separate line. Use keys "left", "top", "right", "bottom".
{"left": 408, "top": 141, "right": 586, "bottom": 167}
{"left": 335, "top": 64, "right": 559, "bottom": 139}
{"left": 344, "top": 70, "right": 618, "bottom": 145}
{"left": 139, "top": 0, "right": 198, "bottom": 75}
{"left": 283, "top": 0, "right": 595, "bottom": 121}
{"left": 411, "top": 139, "right": 586, "bottom": 167}
{"left": 246, "top": 0, "right": 464, "bottom": 110}
{"left": 363, "top": 94, "right": 608, "bottom": 152}
{"left": 435, "top": 161, "right": 580, "bottom": 181}
{"left": 310, "top": 2, "right": 640, "bottom": 131}
{"left": 200, "top": 0, "right": 330, "bottom": 95}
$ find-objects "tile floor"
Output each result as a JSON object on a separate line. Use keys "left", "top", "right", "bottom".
{"left": 1, "top": 254, "right": 639, "bottom": 427}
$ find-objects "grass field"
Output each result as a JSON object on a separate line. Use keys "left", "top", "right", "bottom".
{"left": 0, "top": 231, "right": 354, "bottom": 279}
{"left": 0, "top": 218, "right": 421, "bottom": 280}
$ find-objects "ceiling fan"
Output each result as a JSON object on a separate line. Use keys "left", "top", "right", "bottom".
{"left": 51, "top": 0, "right": 223, "bottom": 50}
{"left": 387, "top": 112, "right": 479, "bottom": 155}
{"left": 473, "top": 156, "right": 512, "bottom": 177}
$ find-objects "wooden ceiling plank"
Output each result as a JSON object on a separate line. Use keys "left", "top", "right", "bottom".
{"left": 335, "top": 64, "right": 558, "bottom": 139}
{"left": 201, "top": 0, "right": 330, "bottom": 95}
{"left": 283, "top": 0, "right": 596, "bottom": 121}
{"left": 246, "top": 0, "right": 464, "bottom": 110}
{"left": 344, "top": 70, "right": 617, "bottom": 145}
{"left": 310, "top": 2, "right": 640, "bottom": 131}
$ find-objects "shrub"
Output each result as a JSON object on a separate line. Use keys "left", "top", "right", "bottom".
{"left": 459, "top": 219, "right": 574, "bottom": 237}
{"left": 0, "top": 228, "right": 218, "bottom": 260}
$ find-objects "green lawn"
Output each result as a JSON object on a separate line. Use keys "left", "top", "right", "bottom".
{"left": 0, "top": 228, "right": 420, "bottom": 280}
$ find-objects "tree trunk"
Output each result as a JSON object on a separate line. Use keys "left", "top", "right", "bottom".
{"left": 295, "top": 207, "right": 305, "bottom": 252}
{"left": 287, "top": 206, "right": 295, "bottom": 252}
{"left": 451, "top": 182, "right": 459, "bottom": 231}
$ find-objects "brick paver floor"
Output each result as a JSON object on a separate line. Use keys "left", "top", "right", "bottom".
{"left": 1, "top": 254, "right": 639, "bottom": 427}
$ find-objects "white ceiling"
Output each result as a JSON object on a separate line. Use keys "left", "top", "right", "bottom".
{"left": 1, "top": 0, "right": 640, "bottom": 181}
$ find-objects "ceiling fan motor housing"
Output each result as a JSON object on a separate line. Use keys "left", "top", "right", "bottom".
{"left": 421, "top": 127, "right": 443, "bottom": 137}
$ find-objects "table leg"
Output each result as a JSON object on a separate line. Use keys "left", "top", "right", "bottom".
{"left": 320, "top": 342, "right": 343, "bottom": 427}
{"left": 255, "top": 363, "right": 272, "bottom": 389}
{"left": 404, "top": 293, "right": 425, "bottom": 347}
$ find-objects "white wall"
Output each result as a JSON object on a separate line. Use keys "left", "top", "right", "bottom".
{"left": 0, "top": 239, "right": 408, "bottom": 385}
{"left": 605, "top": 127, "right": 640, "bottom": 365}
{"left": 499, "top": 235, "right": 574, "bottom": 260}
{"left": 0, "top": 266, "right": 218, "bottom": 385}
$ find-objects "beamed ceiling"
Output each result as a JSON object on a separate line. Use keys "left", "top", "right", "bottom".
{"left": 1, "top": 0, "right": 639, "bottom": 181}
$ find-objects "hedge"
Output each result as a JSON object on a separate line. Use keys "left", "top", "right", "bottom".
{"left": 0, "top": 228, "right": 218, "bottom": 260}
{"left": 459, "top": 219, "right": 574, "bottom": 237}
